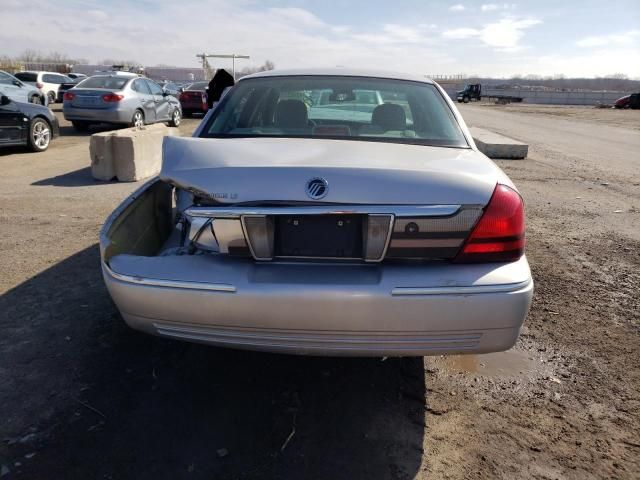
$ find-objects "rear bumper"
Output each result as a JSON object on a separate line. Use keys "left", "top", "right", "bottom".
{"left": 103, "top": 254, "right": 533, "bottom": 356}
{"left": 180, "top": 100, "right": 208, "bottom": 112}
{"left": 63, "top": 105, "right": 131, "bottom": 124}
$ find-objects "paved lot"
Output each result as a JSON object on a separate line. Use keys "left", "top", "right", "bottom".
{"left": 1, "top": 104, "right": 639, "bottom": 479}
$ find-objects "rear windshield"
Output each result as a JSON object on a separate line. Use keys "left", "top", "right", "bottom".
{"left": 14, "top": 72, "right": 37, "bottom": 82}
{"left": 76, "top": 76, "right": 130, "bottom": 90}
{"left": 201, "top": 76, "right": 467, "bottom": 147}
{"left": 186, "top": 82, "right": 208, "bottom": 91}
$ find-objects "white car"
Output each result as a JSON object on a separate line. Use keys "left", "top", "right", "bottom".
{"left": 100, "top": 69, "right": 533, "bottom": 357}
{"left": 14, "top": 71, "right": 73, "bottom": 104}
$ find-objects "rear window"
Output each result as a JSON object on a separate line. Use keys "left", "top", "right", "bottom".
{"left": 76, "top": 76, "right": 130, "bottom": 90}
{"left": 14, "top": 72, "right": 37, "bottom": 82}
{"left": 201, "top": 75, "right": 467, "bottom": 147}
{"left": 43, "top": 74, "right": 69, "bottom": 83}
{"left": 186, "top": 82, "right": 208, "bottom": 91}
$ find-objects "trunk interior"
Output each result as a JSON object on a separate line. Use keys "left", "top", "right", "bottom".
{"left": 101, "top": 180, "right": 174, "bottom": 264}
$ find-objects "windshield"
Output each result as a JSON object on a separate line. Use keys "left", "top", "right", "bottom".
{"left": 201, "top": 76, "right": 467, "bottom": 147}
{"left": 76, "top": 76, "right": 130, "bottom": 90}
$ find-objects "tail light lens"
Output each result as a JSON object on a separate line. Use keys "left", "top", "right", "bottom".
{"left": 63, "top": 92, "right": 75, "bottom": 101}
{"left": 454, "top": 184, "right": 525, "bottom": 263}
{"left": 36, "top": 82, "right": 44, "bottom": 89}
{"left": 102, "top": 93, "right": 124, "bottom": 102}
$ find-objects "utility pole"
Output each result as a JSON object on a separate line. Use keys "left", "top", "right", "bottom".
{"left": 195, "top": 53, "right": 250, "bottom": 80}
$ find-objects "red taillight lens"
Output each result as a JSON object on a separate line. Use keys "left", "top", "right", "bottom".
{"left": 455, "top": 184, "right": 525, "bottom": 263}
{"left": 63, "top": 92, "right": 75, "bottom": 101}
{"left": 36, "top": 82, "right": 44, "bottom": 89}
{"left": 102, "top": 93, "right": 124, "bottom": 102}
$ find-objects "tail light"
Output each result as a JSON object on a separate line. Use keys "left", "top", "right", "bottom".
{"left": 102, "top": 93, "right": 124, "bottom": 102}
{"left": 454, "top": 184, "right": 525, "bottom": 263}
{"left": 63, "top": 92, "right": 76, "bottom": 101}
{"left": 36, "top": 82, "right": 44, "bottom": 89}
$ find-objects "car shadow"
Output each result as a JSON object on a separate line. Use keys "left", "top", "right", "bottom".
{"left": 0, "top": 245, "right": 426, "bottom": 480}
{"left": 30, "top": 166, "right": 112, "bottom": 187}
{"left": 0, "top": 145, "right": 30, "bottom": 156}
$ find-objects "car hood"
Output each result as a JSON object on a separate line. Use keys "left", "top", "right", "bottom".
{"left": 161, "top": 136, "right": 508, "bottom": 205}
{"left": 12, "top": 99, "right": 53, "bottom": 118}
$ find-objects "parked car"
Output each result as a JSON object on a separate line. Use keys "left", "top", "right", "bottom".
{"left": 100, "top": 69, "right": 533, "bottom": 357}
{"left": 178, "top": 81, "right": 208, "bottom": 116}
{"left": 614, "top": 93, "right": 640, "bottom": 109}
{"left": 63, "top": 73, "right": 182, "bottom": 131}
{"left": 0, "top": 92, "right": 59, "bottom": 151}
{"left": 0, "top": 70, "right": 47, "bottom": 105}
{"left": 13, "top": 71, "right": 73, "bottom": 104}
{"left": 67, "top": 73, "right": 87, "bottom": 80}
{"left": 57, "top": 77, "right": 84, "bottom": 103}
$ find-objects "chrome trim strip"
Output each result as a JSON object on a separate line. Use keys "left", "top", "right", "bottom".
{"left": 391, "top": 279, "right": 531, "bottom": 296}
{"left": 186, "top": 205, "right": 461, "bottom": 218}
{"left": 389, "top": 238, "right": 464, "bottom": 248}
{"left": 103, "top": 263, "right": 236, "bottom": 293}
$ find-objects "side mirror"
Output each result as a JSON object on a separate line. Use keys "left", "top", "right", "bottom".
{"left": 13, "top": 80, "right": 22, "bottom": 87}
{"left": 0, "top": 95, "right": 11, "bottom": 106}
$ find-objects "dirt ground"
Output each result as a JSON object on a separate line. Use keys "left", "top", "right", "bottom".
{"left": 1, "top": 104, "right": 639, "bottom": 479}
{"left": 475, "top": 102, "right": 640, "bottom": 131}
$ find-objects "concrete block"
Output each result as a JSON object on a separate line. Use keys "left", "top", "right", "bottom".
{"left": 90, "top": 124, "right": 179, "bottom": 182}
{"left": 470, "top": 127, "right": 528, "bottom": 160}
{"left": 89, "top": 132, "right": 116, "bottom": 180}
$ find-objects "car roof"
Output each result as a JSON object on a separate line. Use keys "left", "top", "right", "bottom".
{"left": 89, "top": 73, "right": 141, "bottom": 79}
{"left": 21, "top": 71, "right": 66, "bottom": 75}
{"left": 239, "top": 68, "right": 435, "bottom": 84}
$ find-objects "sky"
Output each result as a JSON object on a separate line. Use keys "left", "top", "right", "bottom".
{"left": 2, "top": 0, "right": 639, "bottom": 78}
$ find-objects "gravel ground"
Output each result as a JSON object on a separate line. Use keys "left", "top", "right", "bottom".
{"left": 0, "top": 104, "right": 638, "bottom": 479}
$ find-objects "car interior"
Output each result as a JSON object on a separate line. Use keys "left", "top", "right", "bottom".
{"left": 204, "top": 77, "right": 468, "bottom": 146}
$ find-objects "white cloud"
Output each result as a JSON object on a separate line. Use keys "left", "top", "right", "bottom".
{"left": 482, "top": 18, "right": 540, "bottom": 49}
{"left": 443, "top": 17, "right": 540, "bottom": 50}
{"left": 449, "top": 4, "right": 466, "bottom": 11}
{"left": 443, "top": 28, "right": 479, "bottom": 39}
{"left": 576, "top": 30, "right": 640, "bottom": 47}
{"left": 268, "top": 7, "right": 326, "bottom": 29}
{"left": 85, "top": 9, "right": 109, "bottom": 22}
{"left": 481, "top": 3, "right": 516, "bottom": 12}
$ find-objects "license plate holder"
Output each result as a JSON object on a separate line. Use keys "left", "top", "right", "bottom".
{"left": 76, "top": 96, "right": 99, "bottom": 106}
{"left": 274, "top": 215, "right": 363, "bottom": 259}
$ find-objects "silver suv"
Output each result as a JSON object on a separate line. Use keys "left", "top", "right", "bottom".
{"left": 63, "top": 73, "right": 182, "bottom": 131}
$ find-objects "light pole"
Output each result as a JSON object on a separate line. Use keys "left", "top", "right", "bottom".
{"left": 195, "top": 53, "right": 250, "bottom": 80}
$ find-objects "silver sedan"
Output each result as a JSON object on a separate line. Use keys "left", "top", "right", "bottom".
{"left": 63, "top": 73, "right": 181, "bottom": 131}
{"left": 100, "top": 69, "right": 533, "bottom": 357}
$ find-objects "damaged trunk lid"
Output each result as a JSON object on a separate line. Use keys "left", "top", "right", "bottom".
{"left": 161, "top": 136, "right": 504, "bottom": 206}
